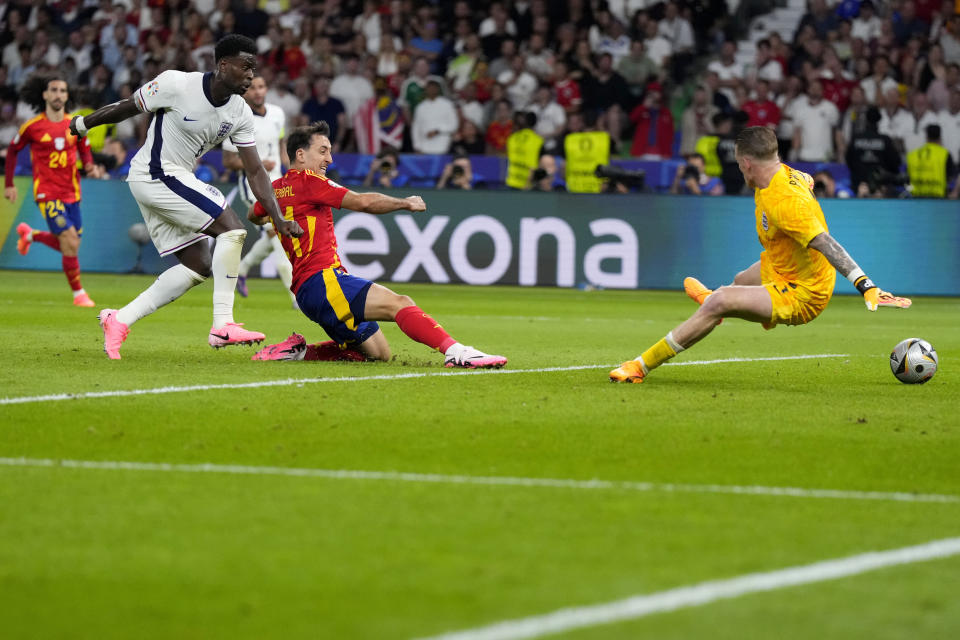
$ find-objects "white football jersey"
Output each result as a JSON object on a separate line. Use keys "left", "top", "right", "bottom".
{"left": 222, "top": 102, "right": 285, "bottom": 181}
{"left": 129, "top": 70, "right": 256, "bottom": 182}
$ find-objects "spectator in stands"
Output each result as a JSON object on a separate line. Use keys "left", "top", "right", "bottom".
{"left": 894, "top": 1, "right": 930, "bottom": 46}
{"left": 617, "top": 40, "right": 659, "bottom": 97}
{"left": 791, "top": 78, "right": 840, "bottom": 161}
{"left": 905, "top": 91, "right": 944, "bottom": 154}
{"left": 795, "top": 0, "right": 839, "bottom": 40}
{"left": 851, "top": 1, "right": 883, "bottom": 44}
{"left": 488, "top": 39, "right": 518, "bottom": 81}
{"left": 839, "top": 85, "right": 870, "bottom": 157}
{"left": 582, "top": 53, "right": 631, "bottom": 113}
{"left": 412, "top": 80, "right": 458, "bottom": 155}
{"left": 527, "top": 84, "right": 566, "bottom": 145}
{"left": 525, "top": 33, "right": 555, "bottom": 81}
{"left": 927, "top": 62, "right": 959, "bottom": 112}
{"left": 742, "top": 79, "right": 781, "bottom": 130}
{"left": 330, "top": 54, "right": 374, "bottom": 140}
{"left": 554, "top": 23, "right": 578, "bottom": 68}
{"left": 570, "top": 39, "right": 599, "bottom": 79}
{"left": 301, "top": 75, "right": 346, "bottom": 151}
{"left": 62, "top": 30, "right": 93, "bottom": 77}
{"left": 942, "top": 87, "right": 960, "bottom": 162}
{"left": 642, "top": 20, "right": 672, "bottom": 70}
{"left": 748, "top": 38, "right": 784, "bottom": 90}
{"left": 846, "top": 106, "right": 903, "bottom": 197}
{"left": 235, "top": 0, "right": 269, "bottom": 40}
{"left": 480, "top": 3, "right": 517, "bottom": 61}
{"left": 831, "top": 19, "right": 855, "bottom": 63}
{"left": 670, "top": 153, "right": 724, "bottom": 195}
{"left": 703, "top": 70, "right": 732, "bottom": 114}
{"left": 707, "top": 40, "right": 744, "bottom": 106}
{"left": 498, "top": 54, "right": 538, "bottom": 110}
{"left": 552, "top": 60, "right": 582, "bottom": 113}
{"left": 594, "top": 15, "right": 631, "bottom": 66}
{"left": 400, "top": 57, "right": 445, "bottom": 125}
{"left": 409, "top": 20, "right": 444, "bottom": 73}
{"left": 450, "top": 119, "right": 486, "bottom": 156}
{"left": 265, "top": 71, "right": 302, "bottom": 124}
{"left": 907, "top": 124, "right": 959, "bottom": 197}
{"left": 447, "top": 34, "right": 482, "bottom": 92}
{"left": 679, "top": 87, "right": 719, "bottom": 159}
{"left": 879, "top": 86, "right": 915, "bottom": 154}
{"left": 436, "top": 151, "right": 474, "bottom": 190}
{"left": 820, "top": 47, "right": 858, "bottom": 113}
{"left": 917, "top": 43, "right": 947, "bottom": 94}
{"left": 485, "top": 98, "right": 514, "bottom": 154}
{"left": 813, "top": 169, "right": 853, "bottom": 198}
{"left": 456, "top": 82, "right": 485, "bottom": 130}
{"left": 860, "top": 55, "right": 898, "bottom": 106}
{"left": 629, "top": 81, "right": 674, "bottom": 159}
{"left": 939, "top": 15, "right": 960, "bottom": 64}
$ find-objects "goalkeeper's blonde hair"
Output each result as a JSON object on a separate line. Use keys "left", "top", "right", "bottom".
{"left": 735, "top": 126, "right": 779, "bottom": 162}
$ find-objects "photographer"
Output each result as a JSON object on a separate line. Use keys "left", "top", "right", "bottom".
{"left": 362, "top": 147, "right": 408, "bottom": 188}
{"left": 670, "top": 153, "right": 724, "bottom": 195}
{"left": 436, "top": 152, "right": 473, "bottom": 190}
{"left": 812, "top": 170, "right": 853, "bottom": 199}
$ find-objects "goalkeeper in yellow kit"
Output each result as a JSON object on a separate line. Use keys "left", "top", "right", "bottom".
{"left": 611, "top": 126, "right": 909, "bottom": 384}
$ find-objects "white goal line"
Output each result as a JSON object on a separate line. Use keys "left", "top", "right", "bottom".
{"left": 414, "top": 536, "right": 960, "bottom": 640}
{"left": 0, "top": 457, "right": 955, "bottom": 505}
{"left": 0, "top": 354, "right": 848, "bottom": 406}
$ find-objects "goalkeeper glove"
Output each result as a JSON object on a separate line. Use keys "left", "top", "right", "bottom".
{"left": 854, "top": 275, "right": 880, "bottom": 311}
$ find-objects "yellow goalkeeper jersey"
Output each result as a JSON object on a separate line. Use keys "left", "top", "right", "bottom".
{"left": 754, "top": 164, "right": 835, "bottom": 293}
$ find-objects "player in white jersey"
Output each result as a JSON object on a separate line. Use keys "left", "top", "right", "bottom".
{"left": 69, "top": 35, "right": 302, "bottom": 359}
{"left": 221, "top": 74, "right": 297, "bottom": 307}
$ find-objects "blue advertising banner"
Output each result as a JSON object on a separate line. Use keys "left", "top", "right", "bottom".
{"left": 1, "top": 180, "right": 957, "bottom": 296}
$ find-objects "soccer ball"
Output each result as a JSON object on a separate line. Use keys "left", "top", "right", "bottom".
{"left": 889, "top": 338, "right": 938, "bottom": 384}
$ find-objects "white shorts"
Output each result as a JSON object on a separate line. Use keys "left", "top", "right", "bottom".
{"left": 128, "top": 175, "right": 227, "bottom": 256}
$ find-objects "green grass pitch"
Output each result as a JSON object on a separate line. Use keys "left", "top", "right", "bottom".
{"left": 1, "top": 269, "right": 958, "bottom": 639}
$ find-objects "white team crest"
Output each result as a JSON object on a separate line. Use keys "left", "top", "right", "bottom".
{"left": 327, "top": 178, "right": 343, "bottom": 189}
{"left": 761, "top": 210, "right": 768, "bottom": 231}
{"left": 54, "top": 137, "right": 65, "bottom": 150}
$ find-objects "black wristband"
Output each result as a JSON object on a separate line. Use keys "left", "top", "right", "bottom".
{"left": 854, "top": 275, "right": 876, "bottom": 295}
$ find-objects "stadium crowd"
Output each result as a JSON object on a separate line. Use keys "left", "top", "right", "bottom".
{"left": 1, "top": 0, "right": 959, "bottom": 197}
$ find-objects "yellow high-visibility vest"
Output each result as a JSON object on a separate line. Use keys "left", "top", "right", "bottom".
{"left": 564, "top": 131, "right": 610, "bottom": 193}
{"left": 907, "top": 142, "right": 949, "bottom": 197}
{"left": 505, "top": 128, "right": 544, "bottom": 189}
{"left": 694, "top": 135, "right": 721, "bottom": 177}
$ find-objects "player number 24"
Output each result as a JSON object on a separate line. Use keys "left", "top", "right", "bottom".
{"left": 48, "top": 151, "right": 68, "bottom": 168}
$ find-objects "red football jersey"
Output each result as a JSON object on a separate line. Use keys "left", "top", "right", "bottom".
{"left": 4, "top": 113, "right": 94, "bottom": 203}
{"left": 254, "top": 169, "right": 350, "bottom": 294}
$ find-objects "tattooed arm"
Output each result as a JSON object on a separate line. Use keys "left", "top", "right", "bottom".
{"left": 808, "top": 232, "right": 881, "bottom": 311}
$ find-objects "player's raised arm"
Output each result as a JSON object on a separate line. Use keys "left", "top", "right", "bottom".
{"left": 807, "top": 232, "right": 883, "bottom": 310}
{"left": 237, "top": 144, "right": 302, "bottom": 238}
{"left": 341, "top": 191, "right": 426, "bottom": 215}
{"left": 69, "top": 97, "right": 141, "bottom": 137}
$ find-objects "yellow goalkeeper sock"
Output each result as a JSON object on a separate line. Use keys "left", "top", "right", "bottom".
{"left": 637, "top": 332, "right": 685, "bottom": 373}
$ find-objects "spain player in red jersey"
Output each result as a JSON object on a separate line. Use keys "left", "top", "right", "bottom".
{"left": 249, "top": 121, "right": 507, "bottom": 368}
{"left": 5, "top": 75, "right": 101, "bottom": 307}
{"left": 610, "top": 126, "right": 907, "bottom": 384}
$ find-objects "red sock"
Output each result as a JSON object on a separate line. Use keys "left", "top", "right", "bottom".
{"left": 394, "top": 305, "right": 457, "bottom": 352}
{"left": 62, "top": 255, "right": 82, "bottom": 291}
{"left": 34, "top": 231, "right": 61, "bottom": 251}
{"left": 304, "top": 340, "right": 366, "bottom": 362}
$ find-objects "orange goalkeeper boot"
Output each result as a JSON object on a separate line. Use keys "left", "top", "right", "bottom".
{"left": 683, "top": 276, "right": 713, "bottom": 305}
{"left": 609, "top": 359, "right": 646, "bottom": 383}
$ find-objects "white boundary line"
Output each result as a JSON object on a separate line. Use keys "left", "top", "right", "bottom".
{"left": 415, "top": 536, "right": 960, "bottom": 640}
{"left": 0, "top": 354, "right": 847, "bottom": 406}
{"left": 0, "top": 457, "right": 956, "bottom": 504}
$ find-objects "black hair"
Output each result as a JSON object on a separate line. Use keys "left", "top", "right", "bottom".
{"left": 19, "top": 74, "right": 72, "bottom": 113}
{"left": 215, "top": 34, "right": 257, "bottom": 62}
{"left": 926, "top": 124, "right": 941, "bottom": 141}
{"left": 286, "top": 121, "right": 331, "bottom": 160}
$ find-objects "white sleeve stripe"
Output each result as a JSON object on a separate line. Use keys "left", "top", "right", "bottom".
{"left": 234, "top": 141, "right": 257, "bottom": 147}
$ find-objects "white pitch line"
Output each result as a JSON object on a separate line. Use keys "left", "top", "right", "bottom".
{"left": 0, "top": 457, "right": 956, "bottom": 505}
{"left": 415, "top": 536, "right": 960, "bottom": 640}
{"left": 0, "top": 354, "right": 847, "bottom": 406}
